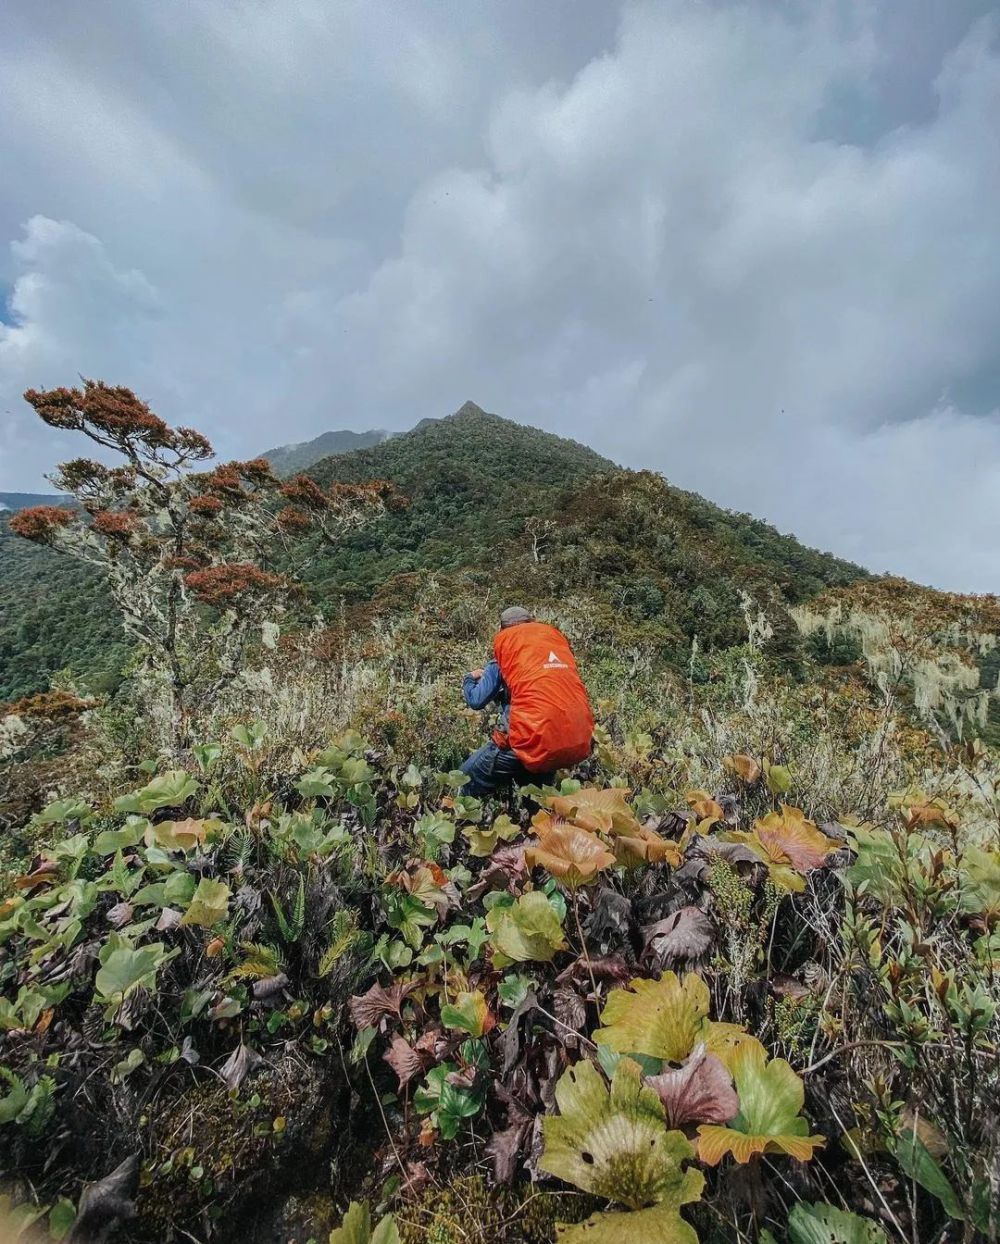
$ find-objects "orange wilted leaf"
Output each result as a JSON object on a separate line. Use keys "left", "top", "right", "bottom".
{"left": 147, "top": 817, "right": 212, "bottom": 851}
{"left": 611, "top": 823, "right": 682, "bottom": 869}
{"left": 722, "top": 806, "right": 838, "bottom": 892}
{"left": 722, "top": 754, "right": 761, "bottom": 785}
{"left": 753, "top": 806, "right": 838, "bottom": 872}
{"left": 548, "top": 787, "right": 640, "bottom": 834}
{"left": 904, "top": 800, "right": 959, "bottom": 832}
{"left": 530, "top": 809, "right": 568, "bottom": 836}
{"left": 525, "top": 824, "right": 615, "bottom": 889}
{"left": 206, "top": 936, "right": 225, "bottom": 958}
{"left": 14, "top": 865, "right": 59, "bottom": 891}
{"left": 687, "top": 790, "right": 724, "bottom": 825}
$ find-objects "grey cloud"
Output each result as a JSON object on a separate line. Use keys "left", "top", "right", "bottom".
{"left": 1, "top": 0, "right": 998, "bottom": 590}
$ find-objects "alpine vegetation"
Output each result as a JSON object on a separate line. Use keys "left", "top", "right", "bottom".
{"left": 1, "top": 387, "right": 997, "bottom": 1244}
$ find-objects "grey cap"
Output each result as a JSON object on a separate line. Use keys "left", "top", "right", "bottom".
{"left": 500, "top": 605, "right": 535, "bottom": 628}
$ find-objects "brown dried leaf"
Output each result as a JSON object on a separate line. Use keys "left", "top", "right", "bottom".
{"left": 219, "top": 1042, "right": 263, "bottom": 1092}
{"left": 553, "top": 986, "right": 587, "bottom": 1040}
{"left": 107, "top": 901, "right": 134, "bottom": 929}
{"left": 252, "top": 972, "right": 289, "bottom": 999}
{"left": 556, "top": 954, "right": 632, "bottom": 988}
{"left": 383, "top": 1035, "right": 433, "bottom": 1089}
{"left": 690, "top": 837, "right": 761, "bottom": 867}
{"left": 488, "top": 1104, "right": 533, "bottom": 1183}
{"left": 643, "top": 907, "right": 715, "bottom": 965}
{"left": 66, "top": 1153, "right": 140, "bottom": 1244}
{"left": 644, "top": 1043, "right": 739, "bottom": 1128}
{"left": 400, "top": 1162, "right": 432, "bottom": 1196}
{"left": 348, "top": 980, "right": 417, "bottom": 1030}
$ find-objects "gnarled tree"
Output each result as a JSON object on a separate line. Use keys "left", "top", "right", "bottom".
{"left": 13, "top": 381, "right": 396, "bottom": 747}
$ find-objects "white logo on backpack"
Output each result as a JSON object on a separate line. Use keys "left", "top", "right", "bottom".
{"left": 543, "top": 650, "right": 568, "bottom": 669}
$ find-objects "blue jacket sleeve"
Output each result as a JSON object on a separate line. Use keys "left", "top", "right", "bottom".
{"left": 463, "top": 661, "right": 504, "bottom": 710}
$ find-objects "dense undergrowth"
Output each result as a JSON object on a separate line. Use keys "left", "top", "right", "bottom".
{"left": 1, "top": 619, "right": 998, "bottom": 1244}
{"left": 2, "top": 392, "right": 999, "bottom": 1243}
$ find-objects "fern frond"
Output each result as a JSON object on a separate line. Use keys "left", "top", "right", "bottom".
{"left": 318, "top": 910, "right": 360, "bottom": 977}
{"left": 270, "top": 892, "right": 294, "bottom": 943}
{"left": 292, "top": 873, "right": 306, "bottom": 940}
{"left": 227, "top": 940, "right": 284, "bottom": 981}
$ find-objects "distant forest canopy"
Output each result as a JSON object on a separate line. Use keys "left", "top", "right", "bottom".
{"left": 0, "top": 492, "right": 68, "bottom": 511}
{"left": 260, "top": 427, "right": 387, "bottom": 477}
{"left": 2, "top": 399, "right": 871, "bottom": 702}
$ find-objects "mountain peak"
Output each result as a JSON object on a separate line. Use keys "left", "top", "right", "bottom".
{"left": 452, "top": 400, "right": 489, "bottom": 419}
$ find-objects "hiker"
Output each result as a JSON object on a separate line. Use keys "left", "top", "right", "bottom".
{"left": 460, "top": 606, "right": 594, "bottom": 796}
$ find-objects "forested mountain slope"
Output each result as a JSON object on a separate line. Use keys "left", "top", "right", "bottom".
{"left": 3, "top": 400, "right": 867, "bottom": 700}
{"left": 0, "top": 492, "right": 65, "bottom": 511}
{"left": 305, "top": 402, "right": 866, "bottom": 661}
{"left": 0, "top": 514, "right": 123, "bottom": 700}
{"left": 260, "top": 428, "right": 387, "bottom": 477}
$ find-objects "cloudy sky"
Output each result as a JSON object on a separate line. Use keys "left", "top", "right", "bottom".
{"left": 1, "top": 1, "right": 999, "bottom": 591}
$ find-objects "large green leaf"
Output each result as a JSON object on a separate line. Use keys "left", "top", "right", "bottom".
{"left": 786, "top": 1202, "right": 889, "bottom": 1244}
{"left": 440, "top": 990, "right": 494, "bottom": 1038}
{"left": 959, "top": 846, "right": 1000, "bottom": 918}
{"left": 892, "top": 1130, "right": 964, "bottom": 1221}
{"left": 413, "top": 1063, "right": 484, "bottom": 1140}
{"left": 593, "top": 971, "right": 748, "bottom": 1064}
{"left": 93, "top": 820, "right": 147, "bottom": 856}
{"left": 180, "top": 878, "right": 231, "bottom": 928}
{"left": 94, "top": 943, "right": 173, "bottom": 1005}
{"left": 464, "top": 812, "right": 521, "bottom": 857}
{"left": 413, "top": 811, "right": 456, "bottom": 859}
{"left": 540, "top": 1058, "right": 704, "bottom": 1213}
{"left": 487, "top": 890, "right": 566, "bottom": 967}
{"left": 32, "top": 798, "right": 92, "bottom": 826}
{"left": 697, "top": 1040, "right": 824, "bottom": 1164}
{"left": 133, "top": 871, "right": 196, "bottom": 909}
{"left": 296, "top": 767, "right": 337, "bottom": 798}
{"left": 113, "top": 770, "right": 198, "bottom": 814}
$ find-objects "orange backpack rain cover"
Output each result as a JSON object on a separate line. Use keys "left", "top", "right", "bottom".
{"left": 493, "top": 622, "right": 594, "bottom": 772}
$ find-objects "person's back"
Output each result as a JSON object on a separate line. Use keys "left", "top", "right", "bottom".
{"left": 460, "top": 606, "right": 593, "bottom": 796}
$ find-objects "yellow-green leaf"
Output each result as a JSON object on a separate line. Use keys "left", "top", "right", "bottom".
{"left": 487, "top": 891, "right": 566, "bottom": 967}
{"left": 181, "top": 878, "right": 231, "bottom": 928}
{"left": 696, "top": 1040, "right": 825, "bottom": 1164}
{"left": 440, "top": 989, "right": 495, "bottom": 1038}
{"left": 540, "top": 1057, "right": 704, "bottom": 1218}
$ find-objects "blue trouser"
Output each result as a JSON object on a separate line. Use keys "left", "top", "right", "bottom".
{"left": 460, "top": 740, "right": 553, "bottom": 797}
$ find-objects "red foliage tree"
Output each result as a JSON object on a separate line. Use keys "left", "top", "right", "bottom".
{"left": 16, "top": 380, "right": 395, "bottom": 748}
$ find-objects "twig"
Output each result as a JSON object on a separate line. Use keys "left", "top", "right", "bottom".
{"left": 800, "top": 1039, "right": 906, "bottom": 1076}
